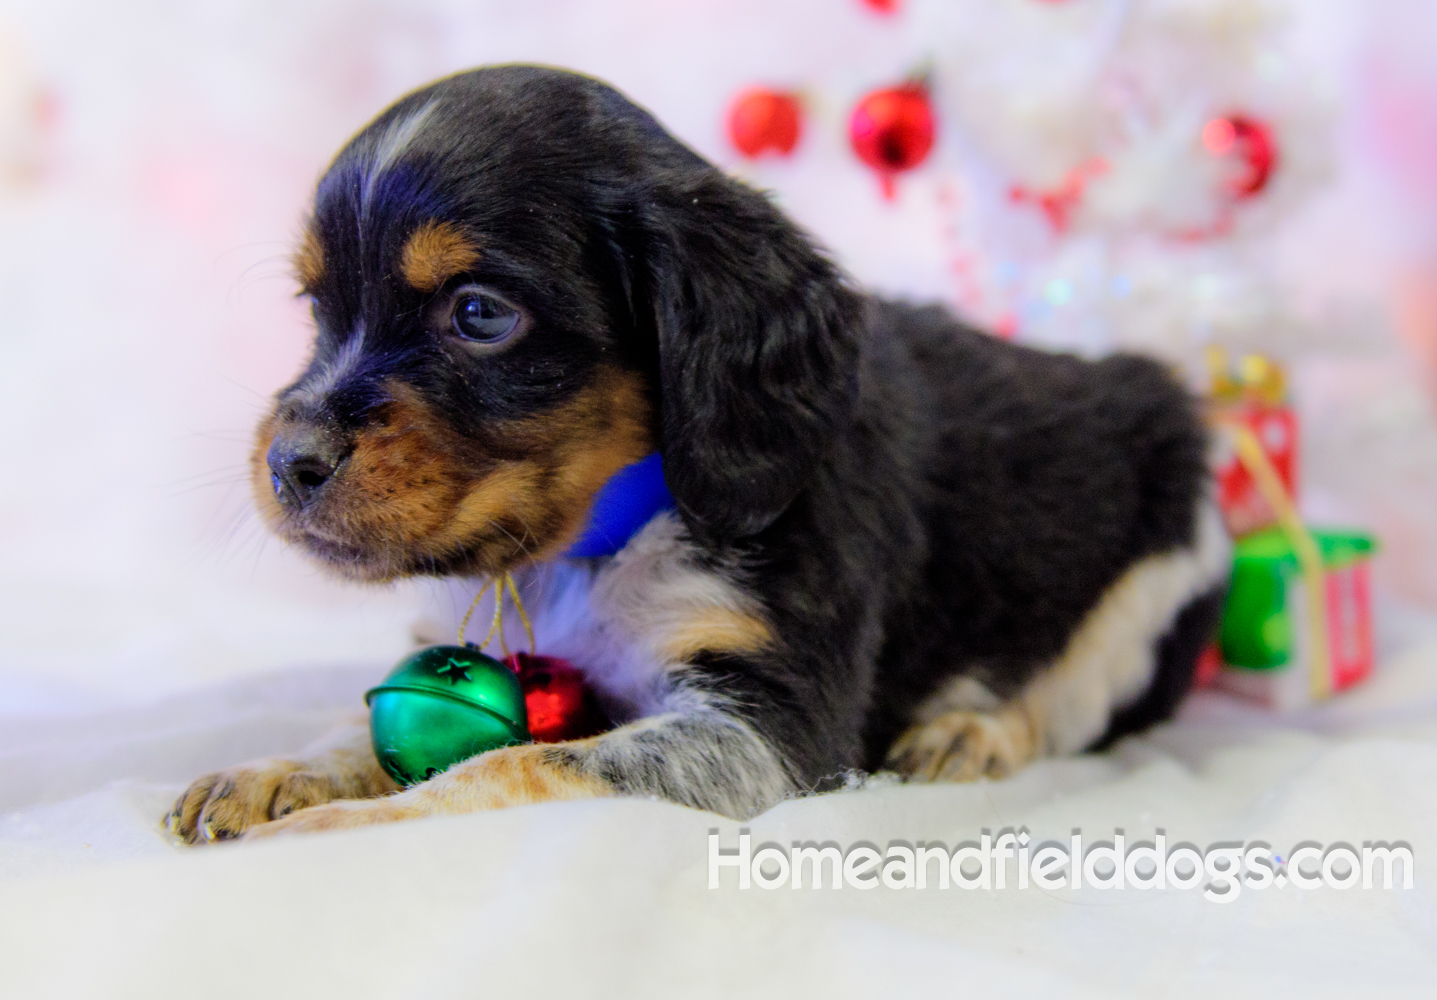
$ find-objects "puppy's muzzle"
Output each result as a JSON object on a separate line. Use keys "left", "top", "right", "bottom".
{"left": 267, "top": 423, "right": 351, "bottom": 509}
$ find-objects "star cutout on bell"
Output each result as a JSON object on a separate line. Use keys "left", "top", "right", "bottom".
{"left": 436, "top": 657, "right": 473, "bottom": 684}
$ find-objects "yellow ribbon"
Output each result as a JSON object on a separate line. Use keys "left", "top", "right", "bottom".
{"left": 1216, "top": 416, "right": 1330, "bottom": 700}
{"left": 456, "top": 572, "right": 536, "bottom": 657}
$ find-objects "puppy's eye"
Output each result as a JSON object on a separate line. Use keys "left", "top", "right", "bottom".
{"left": 451, "top": 292, "right": 521, "bottom": 343}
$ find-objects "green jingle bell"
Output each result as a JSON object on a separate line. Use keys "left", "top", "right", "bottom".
{"left": 365, "top": 644, "right": 531, "bottom": 788}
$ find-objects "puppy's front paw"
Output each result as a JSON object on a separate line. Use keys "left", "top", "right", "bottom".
{"left": 886, "top": 709, "right": 1036, "bottom": 783}
{"left": 165, "top": 760, "right": 348, "bottom": 844}
{"left": 242, "top": 797, "right": 418, "bottom": 841}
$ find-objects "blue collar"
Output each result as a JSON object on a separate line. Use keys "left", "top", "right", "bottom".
{"left": 564, "top": 452, "right": 675, "bottom": 559}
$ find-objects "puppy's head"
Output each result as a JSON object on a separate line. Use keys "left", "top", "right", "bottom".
{"left": 254, "top": 66, "right": 861, "bottom": 581}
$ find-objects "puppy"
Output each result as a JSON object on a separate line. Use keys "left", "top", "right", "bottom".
{"left": 168, "top": 65, "right": 1228, "bottom": 843}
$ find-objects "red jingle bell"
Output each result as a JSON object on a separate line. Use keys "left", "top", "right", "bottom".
{"left": 849, "top": 83, "right": 936, "bottom": 199}
{"left": 727, "top": 88, "right": 803, "bottom": 158}
{"left": 504, "top": 652, "right": 609, "bottom": 744}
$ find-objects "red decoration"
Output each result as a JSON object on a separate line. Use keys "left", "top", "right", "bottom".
{"left": 1214, "top": 402, "right": 1298, "bottom": 537}
{"left": 1202, "top": 114, "right": 1278, "bottom": 199}
{"left": 1009, "top": 157, "right": 1109, "bottom": 232}
{"left": 504, "top": 652, "right": 609, "bottom": 743}
{"left": 1193, "top": 644, "right": 1224, "bottom": 688}
{"left": 727, "top": 89, "right": 803, "bottom": 158}
{"left": 860, "top": 0, "right": 901, "bottom": 12}
{"left": 1327, "top": 559, "right": 1375, "bottom": 693}
{"left": 849, "top": 84, "right": 935, "bottom": 198}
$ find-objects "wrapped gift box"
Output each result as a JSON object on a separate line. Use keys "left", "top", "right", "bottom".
{"left": 1208, "top": 351, "right": 1298, "bottom": 537}
{"left": 1215, "top": 527, "right": 1377, "bottom": 710}
{"left": 1213, "top": 402, "right": 1298, "bottom": 537}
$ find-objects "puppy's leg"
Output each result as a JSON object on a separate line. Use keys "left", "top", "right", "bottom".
{"left": 889, "top": 504, "right": 1229, "bottom": 782}
{"left": 244, "top": 702, "right": 793, "bottom": 838}
{"left": 167, "top": 711, "right": 398, "bottom": 843}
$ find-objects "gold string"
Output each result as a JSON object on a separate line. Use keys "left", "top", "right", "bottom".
{"left": 481, "top": 577, "right": 508, "bottom": 655}
{"left": 456, "top": 579, "right": 493, "bottom": 648}
{"left": 455, "top": 573, "right": 536, "bottom": 657}
{"left": 504, "top": 573, "right": 536, "bottom": 654}
{"left": 1218, "top": 417, "right": 1330, "bottom": 700}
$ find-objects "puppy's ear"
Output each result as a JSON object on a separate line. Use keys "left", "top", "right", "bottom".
{"left": 641, "top": 172, "right": 862, "bottom": 545}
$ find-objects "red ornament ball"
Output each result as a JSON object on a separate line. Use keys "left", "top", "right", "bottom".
{"left": 860, "top": 0, "right": 901, "bottom": 13}
{"left": 849, "top": 84, "right": 936, "bottom": 195}
{"left": 505, "top": 652, "right": 609, "bottom": 744}
{"left": 727, "top": 88, "right": 803, "bottom": 158}
{"left": 1202, "top": 114, "right": 1278, "bottom": 199}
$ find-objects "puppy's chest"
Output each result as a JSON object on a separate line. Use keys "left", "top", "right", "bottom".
{"left": 494, "top": 513, "right": 761, "bottom": 721}
{"left": 510, "top": 560, "right": 671, "bottom": 722}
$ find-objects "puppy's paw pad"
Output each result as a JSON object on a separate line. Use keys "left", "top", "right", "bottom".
{"left": 165, "top": 761, "right": 339, "bottom": 844}
{"left": 886, "top": 710, "right": 1030, "bottom": 784}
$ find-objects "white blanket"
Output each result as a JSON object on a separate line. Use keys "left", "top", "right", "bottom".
{"left": 3, "top": 639, "right": 1435, "bottom": 999}
{"left": 2, "top": 0, "right": 1435, "bottom": 995}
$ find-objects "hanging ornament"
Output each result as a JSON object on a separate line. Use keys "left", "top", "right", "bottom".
{"left": 365, "top": 643, "right": 529, "bottom": 787}
{"left": 507, "top": 651, "right": 608, "bottom": 744}
{"left": 727, "top": 88, "right": 803, "bottom": 158}
{"left": 849, "top": 83, "right": 935, "bottom": 199}
{"left": 1202, "top": 114, "right": 1278, "bottom": 199}
{"left": 1165, "top": 114, "right": 1281, "bottom": 242}
{"left": 860, "top": 0, "right": 901, "bottom": 13}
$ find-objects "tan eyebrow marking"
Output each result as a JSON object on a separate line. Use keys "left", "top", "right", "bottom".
{"left": 400, "top": 220, "right": 482, "bottom": 292}
{"left": 293, "top": 222, "right": 324, "bottom": 291}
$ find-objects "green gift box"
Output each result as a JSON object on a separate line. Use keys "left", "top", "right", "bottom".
{"left": 1216, "top": 527, "right": 1377, "bottom": 710}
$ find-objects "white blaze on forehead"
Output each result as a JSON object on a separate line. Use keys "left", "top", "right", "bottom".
{"left": 361, "top": 100, "right": 439, "bottom": 215}
{"left": 299, "top": 103, "right": 436, "bottom": 396}
{"left": 293, "top": 325, "right": 366, "bottom": 410}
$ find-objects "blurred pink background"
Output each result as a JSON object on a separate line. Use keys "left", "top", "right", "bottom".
{"left": 2, "top": 0, "right": 1436, "bottom": 713}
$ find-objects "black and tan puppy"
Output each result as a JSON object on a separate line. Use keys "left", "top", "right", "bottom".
{"left": 168, "top": 66, "right": 1228, "bottom": 842}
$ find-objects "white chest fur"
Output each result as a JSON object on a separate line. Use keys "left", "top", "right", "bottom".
{"left": 447, "top": 513, "right": 752, "bottom": 722}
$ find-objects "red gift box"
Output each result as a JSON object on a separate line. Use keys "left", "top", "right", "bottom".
{"left": 1207, "top": 350, "right": 1297, "bottom": 538}
{"left": 1213, "top": 402, "right": 1298, "bottom": 537}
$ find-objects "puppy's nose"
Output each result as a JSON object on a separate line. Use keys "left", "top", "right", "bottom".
{"left": 266, "top": 425, "right": 350, "bottom": 509}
